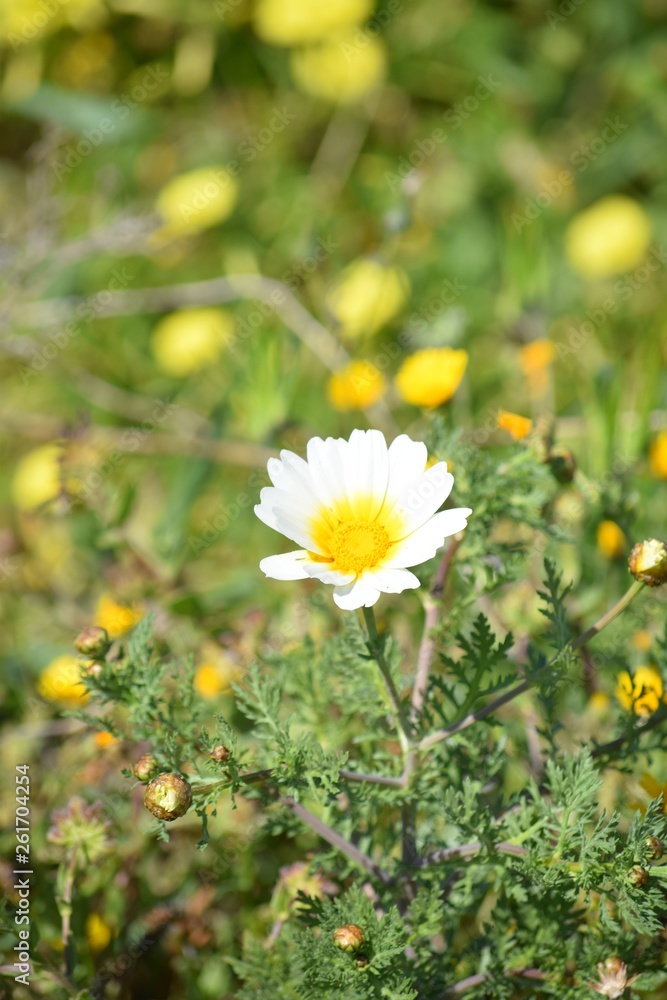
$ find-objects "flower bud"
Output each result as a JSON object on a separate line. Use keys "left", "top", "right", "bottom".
{"left": 355, "top": 953, "right": 370, "bottom": 969}
{"left": 74, "top": 627, "right": 110, "bottom": 658}
{"left": 333, "top": 924, "right": 364, "bottom": 953}
{"left": 645, "top": 835, "right": 664, "bottom": 861}
{"left": 592, "top": 957, "right": 631, "bottom": 998}
{"left": 133, "top": 754, "right": 159, "bottom": 783}
{"left": 144, "top": 773, "right": 192, "bottom": 821}
{"left": 210, "top": 744, "right": 230, "bottom": 764}
{"left": 626, "top": 865, "right": 648, "bottom": 887}
{"left": 628, "top": 538, "right": 667, "bottom": 587}
{"left": 547, "top": 446, "right": 577, "bottom": 484}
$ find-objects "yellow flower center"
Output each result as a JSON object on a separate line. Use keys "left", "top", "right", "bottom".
{"left": 328, "top": 519, "right": 390, "bottom": 575}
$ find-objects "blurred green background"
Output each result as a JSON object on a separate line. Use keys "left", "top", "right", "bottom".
{"left": 1, "top": 0, "right": 667, "bottom": 995}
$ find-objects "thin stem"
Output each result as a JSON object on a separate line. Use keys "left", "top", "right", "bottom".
{"left": 440, "top": 968, "right": 545, "bottom": 998}
{"left": 362, "top": 606, "right": 412, "bottom": 752}
{"left": 417, "top": 840, "right": 529, "bottom": 868}
{"left": 339, "top": 768, "right": 406, "bottom": 788}
{"left": 279, "top": 796, "right": 392, "bottom": 886}
{"left": 418, "top": 580, "right": 646, "bottom": 754}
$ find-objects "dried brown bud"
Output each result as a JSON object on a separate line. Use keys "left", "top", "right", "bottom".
{"left": 133, "top": 754, "right": 159, "bottom": 783}
{"left": 144, "top": 773, "right": 192, "bottom": 821}
{"left": 626, "top": 864, "right": 648, "bottom": 887}
{"left": 645, "top": 835, "right": 664, "bottom": 861}
{"left": 628, "top": 538, "right": 667, "bottom": 586}
{"left": 355, "top": 953, "right": 370, "bottom": 969}
{"left": 547, "top": 446, "right": 577, "bottom": 484}
{"left": 74, "top": 627, "right": 110, "bottom": 658}
{"left": 210, "top": 745, "right": 230, "bottom": 764}
{"left": 333, "top": 924, "right": 364, "bottom": 953}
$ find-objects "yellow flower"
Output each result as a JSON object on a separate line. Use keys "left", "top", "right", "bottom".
{"left": 156, "top": 167, "right": 238, "bottom": 236}
{"left": 95, "top": 595, "right": 143, "bottom": 639}
{"left": 326, "top": 259, "right": 410, "bottom": 340}
{"left": 497, "top": 411, "right": 532, "bottom": 441}
{"left": 290, "top": 34, "right": 386, "bottom": 104}
{"left": 327, "top": 361, "right": 387, "bottom": 411}
{"left": 588, "top": 691, "right": 610, "bottom": 715}
{"left": 11, "top": 444, "right": 63, "bottom": 512}
{"left": 639, "top": 773, "right": 667, "bottom": 811}
{"left": 37, "top": 655, "right": 88, "bottom": 705}
{"left": 395, "top": 347, "right": 468, "bottom": 408}
{"left": 616, "top": 665, "right": 663, "bottom": 716}
{"left": 94, "top": 732, "right": 119, "bottom": 749}
{"left": 649, "top": 430, "right": 667, "bottom": 479}
{"left": 596, "top": 520, "right": 626, "bottom": 559}
{"left": 86, "top": 913, "right": 112, "bottom": 952}
{"left": 519, "top": 339, "right": 555, "bottom": 396}
{"left": 253, "top": 0, "right": 373, "bottom": 45}
{"left": 565, "top": 196, "right": 651, "bottom": 278}
{"left": 632, "top": 630, "right": 652, "bottom": 652}
{"left": 151, "top": 308, "right": 235, "bottom": 377}
{"left": 194, "top": 655, "right": 244, "bottom": 699}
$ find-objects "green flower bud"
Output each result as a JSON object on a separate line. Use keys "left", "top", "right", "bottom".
{"left": 133, "top": 754, "right": 159, "bottom": 783}
{"left": 355, "top": 953, "right": 370, "bottom": 970}
{"left": 333, "top": 924, "right": 364, "bottom": 953}
{"left": 547, "top": 446, "right": 577, "bottom": 484}
{"left": 645, "top": 835, "right": 664, "bottom": 861}
{"left": 626, "top": 865, "right": 648, "bottom": 887}
{"left": 144, "top": 773, "right": 192, "bottom": 821}
{"left": 628, "top": 538, "right": 667, "bottom": 587}
{"left": 210, "top": 744, "right": 230, "bottom": 763}
{"left": 74, "top": 627, "right": 110, "bottom": 658}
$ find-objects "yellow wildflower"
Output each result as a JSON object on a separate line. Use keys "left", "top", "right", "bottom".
{"left": 497, "top": 411, "right": 532, "bottom": 441}
{"left": 151, "top": 308, "right": 234, "bottom": 377}
{"left": 253, "top": 0, "right": 373, "bottom": 46}
{"left": 326, "top": 259, "right": 410, "bottom": 340}
{"left": 649, "top": 430, "right": 667, "bottom": 479}
{"left": 395, "top": 347, "right": 468, "bottom": 408}
{"left": 290, "top": 34, "right": 386, "bottom": 104}
{"left": 616, "top": 665, "right": 663, "bottom": 716}
{"left": 632, "top": 631, "right": 652, "bottom": 652}
{"left": 596, "top": 520, "right": 626, "bottom": 560}
{"left": 11, "top": 444, "right": 63, "bottom": 512}
{"left": 94, "top": 732, "right": 119, "bottom": 749}
{"left": 519, "top": 339, "right": 555, "bottom": 396}
{"left": 639, "top": 773, "right": 667, "bottom": 811}
{"left": 156, "top": 167, "right": 238, "bottom": 236}
{"left": 85, "top": 913, "right": 112, "bottom": 952}
{"left": 37, "top": 655, "right": 88, "bottom": 705}
{"left": 327, "top": 361, "right": 387, "bottom": 411}
{"left": 588, "top": 691, "right": 610, "bottom": 715}
{"left": 565, "top": 196, "right": 651, "bottom": 278}
{"left": 194, "top": 654, "right": 243, "bottom": 699}
{"left": 95, "top": 595, "right": 143, "bottom": 639}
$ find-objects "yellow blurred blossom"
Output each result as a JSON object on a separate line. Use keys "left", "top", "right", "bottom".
{"left": 94, "top": 731, "right": 119, "bottom": 749}
{"left": 326, "top": 259, "right": 410, "bottom": 340}
{"left": 520, "top": 339, "right": 555, "bottom": 396}
{"left": 395, "top": 347, "right": 468, "bottom": 408}
{"left": 151, "top": 308, "right": 235, "bottom": 377}
{"left": 0, "top": 0, "right": 104, "bottom": 44}
{"left": 194, "top": 653, "right": 244, "bottom": 699}
{"left": 290, "top": 34, "right": 386, "bottom": 104}
{"left": 37, "top": 655, "right": 88, "bottom": 705}
{"left": 649, "top": 430, "right": 667, "bottom": 479}
{"left": 565, "top": 196, "right": 651, "bottom": 279}
{"left": 253, "top": 0, "right": 372, "bottom": 45}
{"left": 497, "top": 411, "right": 532, "bottom": 441}
{"left": 85, "top": 913, "right": 112, "bottom": 952}
{"left": 632, "top": 631, "right": 652, "bottom": 652}
{"left": 11, "top": 444, "right": 63, "bottom": 512}
{"left": 588, "top": 691, "right": 610, "bottom": 714}
{"left": 596, "top": 520, "right": 626, "bottom": 559}
{"left": 95, "top": 595, "right": 143, "bottom": 639}
{"left": 156, "top": 167, "right": 238, "bottom": 236}
{"left": 616, "top": 665, "right": 663, "bottom": 716}
{"left": 639, "top": 773, "right": 667, "bottom": 811}
{"left": 327, "top": 361, "right": 387, "bottom": 411}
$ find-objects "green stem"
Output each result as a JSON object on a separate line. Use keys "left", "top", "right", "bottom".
{"left": 362, "top": 606, "right": 412, "bottom": 752}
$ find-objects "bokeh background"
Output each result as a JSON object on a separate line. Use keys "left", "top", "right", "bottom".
{"left": 1, "top": 0, "right": 667, "bottom": 996}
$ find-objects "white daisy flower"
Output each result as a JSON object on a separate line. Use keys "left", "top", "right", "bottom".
{"left": 255, "top": 429, "right": 472, "bottom": 611}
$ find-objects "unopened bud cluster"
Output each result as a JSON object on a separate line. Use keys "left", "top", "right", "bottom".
{"left": 74, "top": 626, "right": 110, "bottom": 659}
{"left": 333, "top": 924, "right": 364, "bottom": 954}
{"left": 133, "top": 754, "right": 159, "bottom": 783}
{"left": 144, "top": 772, "right": 192, "bottom": 821}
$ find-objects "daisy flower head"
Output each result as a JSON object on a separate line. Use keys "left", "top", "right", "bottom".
{"left": 255, "top": 429, "right": 472, "bottom": 611}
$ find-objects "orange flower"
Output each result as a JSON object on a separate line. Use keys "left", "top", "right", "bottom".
{"left": 596, "top": 520, "right": 626, "bottom": 560}
{"left": 497, "top": 410, "right": 532, "bottom": 441}
{"left": 520, "top": 340, "right": 555, "bottom": 396}
{"left": 94, "top": 732, "right": 119, "bottom": 749}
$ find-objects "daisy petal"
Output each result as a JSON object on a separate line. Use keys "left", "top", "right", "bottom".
{"left": 260, "top": 551, "right": 311, "bottom": 580}
{"left": 393, "top": 462, "right": 454, "bottom": 535}
{"left": 304, "top": 562, "right": 356, "bottom": 586}
{"left": 364, "top": 567, "right": 421, "bottom": 593}
{"left": 254, "top": 498, "right": 324, "bottom": 552}
{"left": 386, "top": 508, "right": 472, "bottom": 567}
{"left": 333, "top": 577, "right": 381, "bottom": 610}
{"left": 342, "top": 428, "right": 389, "bottom": 521}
